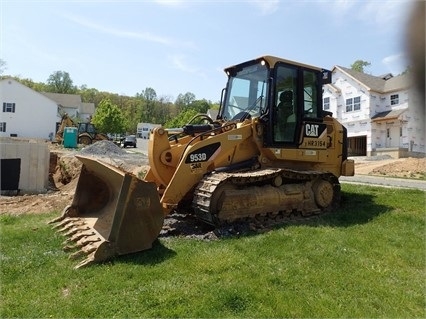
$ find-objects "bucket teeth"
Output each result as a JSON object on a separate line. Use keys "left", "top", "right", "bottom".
{"left": 48, "top": 158, "right": 165, "bottom": 270}
{"left": 61, "top": 228, "right": 101, "bottom": 251}
{"left": 75, "top": 254, "right": 96, "bottom": 269}
{"left": 56, "top": 221, "right": 86, "bottom": 233}
{"left": 48, "top": 205, "right": 78, "bottom": 224}
{"left": 69, "top": 249, "right": 86, "bottom": 260}
{"left": 66, "top": 235, "right": 101, "bottom": 249}
{"left": 62, "top": 233, "right": 98, "bottom": 250}
{"left": 68, "top": 230, "right": 96, "bottom": 242}
{"left": 63, "top": 244, "right": 77, "bottom": 252}
{"left": 63, "top": 226, "right": 90, "bottom": 237}
{"left": 69, "top": 243, "right": 98, "bottom": 260}
{"left": 78, "top": 236, "right": 101, "bottom": 246}
{"left": 52, "top": 218, "right": 81, "bottom": 230}
{"left": 51, "top": 215, "right": 113, "bottom": 268}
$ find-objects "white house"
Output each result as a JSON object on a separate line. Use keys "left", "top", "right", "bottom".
{"left": 0, "top": 78, "right": 97, "bottom": 140}
{"left": 0, "top": 78, "right": 58, "bottom": 139}
{"left": 323, "top": 67, "right": 425, "bottom": 157}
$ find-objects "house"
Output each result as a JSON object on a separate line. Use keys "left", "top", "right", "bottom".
{"left": 41, "top": 92, "right": 80, "bottom": 118}
{"left": 0, "top": 78, "right": 58, "bottom": 139}
{"left": 80, "top": 102, "right": 95, "bottom": 122}
{"left": 0, "top": 78, "right": 96, "bottom": 140}
{"left": 323, "top": 67, "right": 425, "bottom": 158}
{"left": 42, "top": 92, "right": 95, "bottom": 123}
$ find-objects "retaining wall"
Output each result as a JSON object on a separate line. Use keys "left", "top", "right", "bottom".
{"left": 0, "top": 138, "right": 49, "bottom": 194}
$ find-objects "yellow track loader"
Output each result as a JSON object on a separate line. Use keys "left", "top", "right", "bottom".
{"left": 50, "top": 55, "right": 354, "bottom": 268}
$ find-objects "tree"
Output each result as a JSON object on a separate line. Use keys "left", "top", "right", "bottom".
{"left": 138, "top": 87, "right": 157, "bottom": 101}
{"left": 91, "top": 98, "right": 127, "bottom": 133}
{"left": 350, "top": 60, "right": 371, "bottom": 73}
{"left": 122, "top": 98, "right": 143, "bottom": 133}
{"left": 47, "top": 71, "right": 76, "bottom": 93}
{"left": 79, "top": 86, "right": 100, "bottom": 104}
{"left": 13, "top": 77, "right": 48, "bottom": 92}
{"left": 175, "top": 92, "right": 196, "bottom": 112}
{"left": 164, "top": 108, "right": 199, "bottom": 128}
{"left": 189, "top": 99, "right": 210, "bottom": 114}
{"left": 136, "top": 87, "right": 158, "bottom": 122}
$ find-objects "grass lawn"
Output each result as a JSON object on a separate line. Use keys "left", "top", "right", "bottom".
{"left": 1, "top": 184, "right": 425, "bottom": 318}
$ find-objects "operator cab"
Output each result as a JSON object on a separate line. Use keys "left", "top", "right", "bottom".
{"left": 218, "top": 56, "right": 332, "bottom": 147}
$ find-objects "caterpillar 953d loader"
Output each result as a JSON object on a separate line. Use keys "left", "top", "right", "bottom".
{"left": 51, "top": 55, "right": 354, "bottom": 268}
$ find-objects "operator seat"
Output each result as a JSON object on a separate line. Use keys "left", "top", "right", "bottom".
{"left": 275, "top": 90, "right": 296, "bottom": 142}
{"left": 277, "top": 90, "right": 294, "bottom": 122}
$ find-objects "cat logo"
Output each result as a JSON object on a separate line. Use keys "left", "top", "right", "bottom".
{"left": 305, "top": 124, "right": 319, "bottom": 137}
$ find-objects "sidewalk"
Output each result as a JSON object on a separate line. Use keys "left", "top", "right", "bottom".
{"left": 340, "top": 175, "right": 426, "bottom": 191}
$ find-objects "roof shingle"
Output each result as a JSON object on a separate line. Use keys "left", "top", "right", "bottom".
{"left": 335, "top": 66, "right": 410, "bottom": 93}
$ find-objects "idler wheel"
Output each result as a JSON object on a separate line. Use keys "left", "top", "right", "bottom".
{"left": 313, "top": 179, "right": 334, "bottom": 209}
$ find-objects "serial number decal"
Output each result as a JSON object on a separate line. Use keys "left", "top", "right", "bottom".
{"left": 303, "top": 140, "right": 326, "bottom": 148}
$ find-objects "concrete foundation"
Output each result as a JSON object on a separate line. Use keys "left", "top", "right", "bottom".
{"left": 370, "top": 147, "right": 409, "bottom": 159}
{"left": 0, "top": 138, "right": 49, "bottom": 194}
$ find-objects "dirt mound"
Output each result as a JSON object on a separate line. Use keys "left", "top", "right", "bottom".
{"left": 80, "top": 140, "right": 127, "bottom": 156}
{"left": 355, "top": 157, "right": 425, "bottom": 179}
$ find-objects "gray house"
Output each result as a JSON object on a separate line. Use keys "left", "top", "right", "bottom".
{"left": 42, "top": 92, "right": 95, "bottom": 123}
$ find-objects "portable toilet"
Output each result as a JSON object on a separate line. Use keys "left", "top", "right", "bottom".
{"left": 63, "top": 127, "right": 78, "bottom": 148}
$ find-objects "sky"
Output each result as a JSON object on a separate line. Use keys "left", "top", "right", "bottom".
{"left": 0, "top": 0, "right": 417, "bottom": 103}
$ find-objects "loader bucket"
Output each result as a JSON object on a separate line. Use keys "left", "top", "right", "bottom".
{"left": 50, "top": 155, "right": 164, "bottom": 269}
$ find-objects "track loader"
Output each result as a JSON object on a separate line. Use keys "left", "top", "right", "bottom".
{"left": 50, "top": 55, "right": 354, "bottom": 268}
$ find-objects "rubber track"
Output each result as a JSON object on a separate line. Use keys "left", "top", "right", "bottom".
{"left": 192, "top": 168, "right": 340, "bottom": 229}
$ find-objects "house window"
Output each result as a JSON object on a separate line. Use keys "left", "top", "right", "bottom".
{"left": 391, "top": 94, "right": 399, "bottom": 105}
{"left": 354, "top": 96, "right": 361, "bottom": 111}
{"left": 346, "top": 98, "right": 353, "bottom": 112}
{"left": 346, "top": 96, "right": 361, "bottom": 112}
{"left": 323, "top": 97, "right": 330, "bottom": 110}
{"left": 0, "top": 122, "right": 6, "bottom": 132}
{"left": 3, "top": 103, "right": 16, "bottom": 113}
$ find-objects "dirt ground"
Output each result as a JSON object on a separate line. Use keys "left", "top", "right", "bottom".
{"left": 354, "top": 156, "right": 425, "bottom": 178}
{"left": 0, "top": 142, "right": 425, "bottom": 216}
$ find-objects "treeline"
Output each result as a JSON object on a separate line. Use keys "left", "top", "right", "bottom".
{"left": 2, "top": 71, "right": 219, "bottom": 133}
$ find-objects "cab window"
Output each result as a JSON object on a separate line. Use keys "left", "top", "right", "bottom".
{"left": 274, "top": 65, "right": 297, "bottom": 143}
{"left": 303, "top": 70, "right": 318, "bottom": 118}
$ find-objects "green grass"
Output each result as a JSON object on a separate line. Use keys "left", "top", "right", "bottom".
{"left": 1, "top": 184, "right": 425, "bottom": 318}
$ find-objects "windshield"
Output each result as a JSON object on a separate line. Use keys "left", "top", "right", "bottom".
{"left": 222, "top": 62, "right": 269, "bottom": 120}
